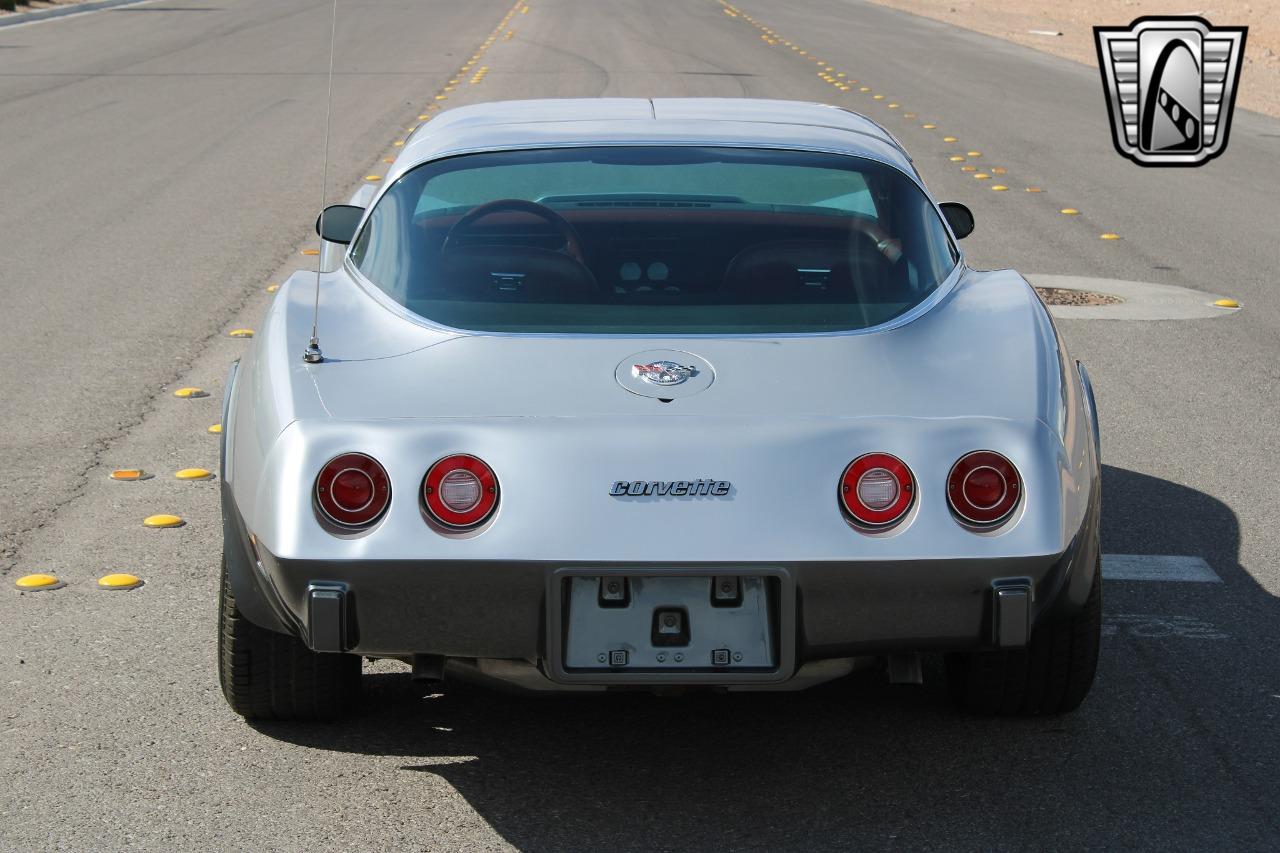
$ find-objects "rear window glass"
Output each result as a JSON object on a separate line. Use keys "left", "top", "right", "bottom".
{"left": 349, "top": 146, "right": 956, "bottom": 334}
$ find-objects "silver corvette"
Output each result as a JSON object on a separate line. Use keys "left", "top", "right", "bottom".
{"left": 218, "top": 98, "right": 1101, "bottom": 720}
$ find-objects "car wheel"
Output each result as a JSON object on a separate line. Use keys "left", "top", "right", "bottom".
{"left": 945, "top": 561, "right": 1101, "bottom": 716}
{"left": 218, "top": 557, "right": 360, "bottom": 720}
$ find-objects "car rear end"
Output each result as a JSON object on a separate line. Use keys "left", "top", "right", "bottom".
{"left": 219, "top": 113, "right": 1101, "bottom": 717}
{"left": 224, "top": 299, "right": 1099, "bottom": 694}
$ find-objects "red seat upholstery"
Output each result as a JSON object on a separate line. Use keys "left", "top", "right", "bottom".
{"left": 720, "top": 235, "right": 893, "bottom": 302}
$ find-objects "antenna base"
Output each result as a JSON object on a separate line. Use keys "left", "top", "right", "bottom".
{"left": 303, "top": 339, "right": 324, "bottom": 364}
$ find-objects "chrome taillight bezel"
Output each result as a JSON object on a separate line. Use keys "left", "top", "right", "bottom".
{"left": 947, "top": 450, "right": 1021, "bottom": 527}
{"left": 839, "top": 452, "right": 915, "bottom": 529}
{"left": 315, "top": 452, "right": 392, "bottom": 528}
{"left": 422, "top": 454, "right": 499, "bottom": 529}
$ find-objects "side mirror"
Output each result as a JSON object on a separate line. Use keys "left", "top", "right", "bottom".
{"left": 315, "top": 204, "right": 364, "bottom": 245}
{"left": 939, "top": 202, "right": 974, "bottom": 239}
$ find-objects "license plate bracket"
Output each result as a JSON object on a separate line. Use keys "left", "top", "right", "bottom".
{"left": 545, "top": 567, "right": 795, "bottom": 685}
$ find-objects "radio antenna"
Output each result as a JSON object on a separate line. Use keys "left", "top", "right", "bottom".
{"left": 303, "top": 0, "right": 340, "bottom": 364}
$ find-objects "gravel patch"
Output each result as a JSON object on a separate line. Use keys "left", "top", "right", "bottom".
{"left": 1035, "top": 287, "right": 1124, "bottom": 307}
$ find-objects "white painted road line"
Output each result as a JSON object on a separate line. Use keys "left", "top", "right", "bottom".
{"left": 1104, "top": 614, "right": 1229, "bottom": 640}
{"left": 0, "top": 0, "right": 157, "bottom": 30}
{"left": 1102, "top": 554, "right": 1222, "bottom": 583}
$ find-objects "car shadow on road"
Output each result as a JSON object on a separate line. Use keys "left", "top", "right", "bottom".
{"left": 253, "top": 464, "right": 1279, "bottom": 850}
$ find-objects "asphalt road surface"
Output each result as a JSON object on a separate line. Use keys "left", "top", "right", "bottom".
{"left": 2, "top": 0, "right": 1278, "bottom": 849}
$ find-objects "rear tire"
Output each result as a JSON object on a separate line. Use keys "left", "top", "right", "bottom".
{"left": 945, "top": 563, "right": 1101, "bottom": 715}
{"left": 218, "top": 557, "right": 360, "bottom": 720}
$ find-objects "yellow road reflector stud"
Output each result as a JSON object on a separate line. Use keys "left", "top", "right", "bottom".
{"left": 872, "top": 94, "right": 884, "bottom": 100}
{"left": 1099, "top": 233, "right": 1121, "bottom": 240}
{"left": 859, "top": 87, "right": 871, "bottom": 92}
{"left": 950, "top": 156, "right": 966, "bottom": 162}
{"left": 393, "top": 140, "right": 405, "bottom": 147}
{"left": 98, "top": 573, "right": 143, "bottom": 591}
{"left": 1213, "top": 298, "right": 1240, "bottom": 309}
{"left": 974, "top": 173, "right": 991, "bottom": 180}
{"left": 173, "top": 387, "right": 207, "bottom": 399}
{"left": 904, "top": 112, "right": 916, "bottom": 118}
{"left": 110, "top": 469, "right": 150, "bottom": 481}
{"left": 922, "top": 123, "right": 936, "bottom": 129}
{"left": 418, "top": 114, "right": 430, "bottom": 120}
{"left": 966, "top": 151, "right": 981, "bottom": 157}
{"left": 228, "top": 329, "right": 254, "bottom": 338}
{"left": 266, "top": 283, "right": 280, "bottom": 293}
{"left": 961, "top": 166, "right": 977, "bottom": 172}
{"left": 1026, "top": 187, "right": 1044, "bottom": 193}
{"left": 434, "top": 95, "right": 447, "bottom": 101}
{"left": 382, "top": 157, "right": 394, "bottom": 164}
{"left": 888, "top": 104, "right": 899, "bottom": 109}
{"left": 991, "top": 185, "right": 1009, "bottom": 191}
{"left": 16, "top": 573, "right": 63, "bottom": 591}
{"left": 991, "top": 167, "right": 1007, "bottom": 174}
{"left": 300, "top": 248, "right": 320, "bottom": 256}
{"left": 175, "top": 468, "right": 213, "bottom": 481}
{"left": 208, "top": 424, "right": 222, "bottom": 434}
{"left": 1060, "top": 208, "right": 1080, "bottom": 215}
{"left": 143, "top": 514, "right": 184, "bottom": 529}
{"left": 364, "top": 175, "right": 381, "bottom": 182}
{"left": 943, "top": 136, "right": 958, "bottom": 143}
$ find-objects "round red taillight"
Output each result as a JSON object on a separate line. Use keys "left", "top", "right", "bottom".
{"left": 840, "top": 453, "right": 914, "bottom": 528}
{"left": 316, "top": 453, "right": 391, "bottom": 528}
{"left": 948, "top": 451, "right": 1020, "bottom": 526}
{"left": 423, "top": 454, "right": 498, "bottom": 529}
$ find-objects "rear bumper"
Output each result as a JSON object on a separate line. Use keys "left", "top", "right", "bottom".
{"left": 224, "top": 483, "right": 1100, "bottom": 677}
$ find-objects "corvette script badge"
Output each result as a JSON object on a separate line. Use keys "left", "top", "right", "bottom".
{"left": 632, "top": 361, "right": 697, "bottom": 386}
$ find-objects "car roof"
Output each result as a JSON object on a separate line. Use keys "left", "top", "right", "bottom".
{"left": 391, "top": 98, "right": 914, "bottom": 177}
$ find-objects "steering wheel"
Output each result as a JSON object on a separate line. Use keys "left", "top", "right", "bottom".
{"left": 441, "top": 199, "right": 587, "bottom": 265}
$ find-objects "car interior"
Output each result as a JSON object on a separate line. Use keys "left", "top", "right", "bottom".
{"left": 408, "top": 197, "right": 922, "bottom": 308}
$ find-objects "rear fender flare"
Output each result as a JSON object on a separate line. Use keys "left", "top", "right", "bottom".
{"left": 220, "top": 358, "right": 293, "bottom": 636}
{"left": 1077, "top": 360, "right": 1101, "bottom": 462}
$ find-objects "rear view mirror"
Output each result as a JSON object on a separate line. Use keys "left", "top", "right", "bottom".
{"left": 939, "top": 202, "right": 974, "bottom": 239}
{"left": 315, "top": 204, "right": 364, "bottom": 245}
